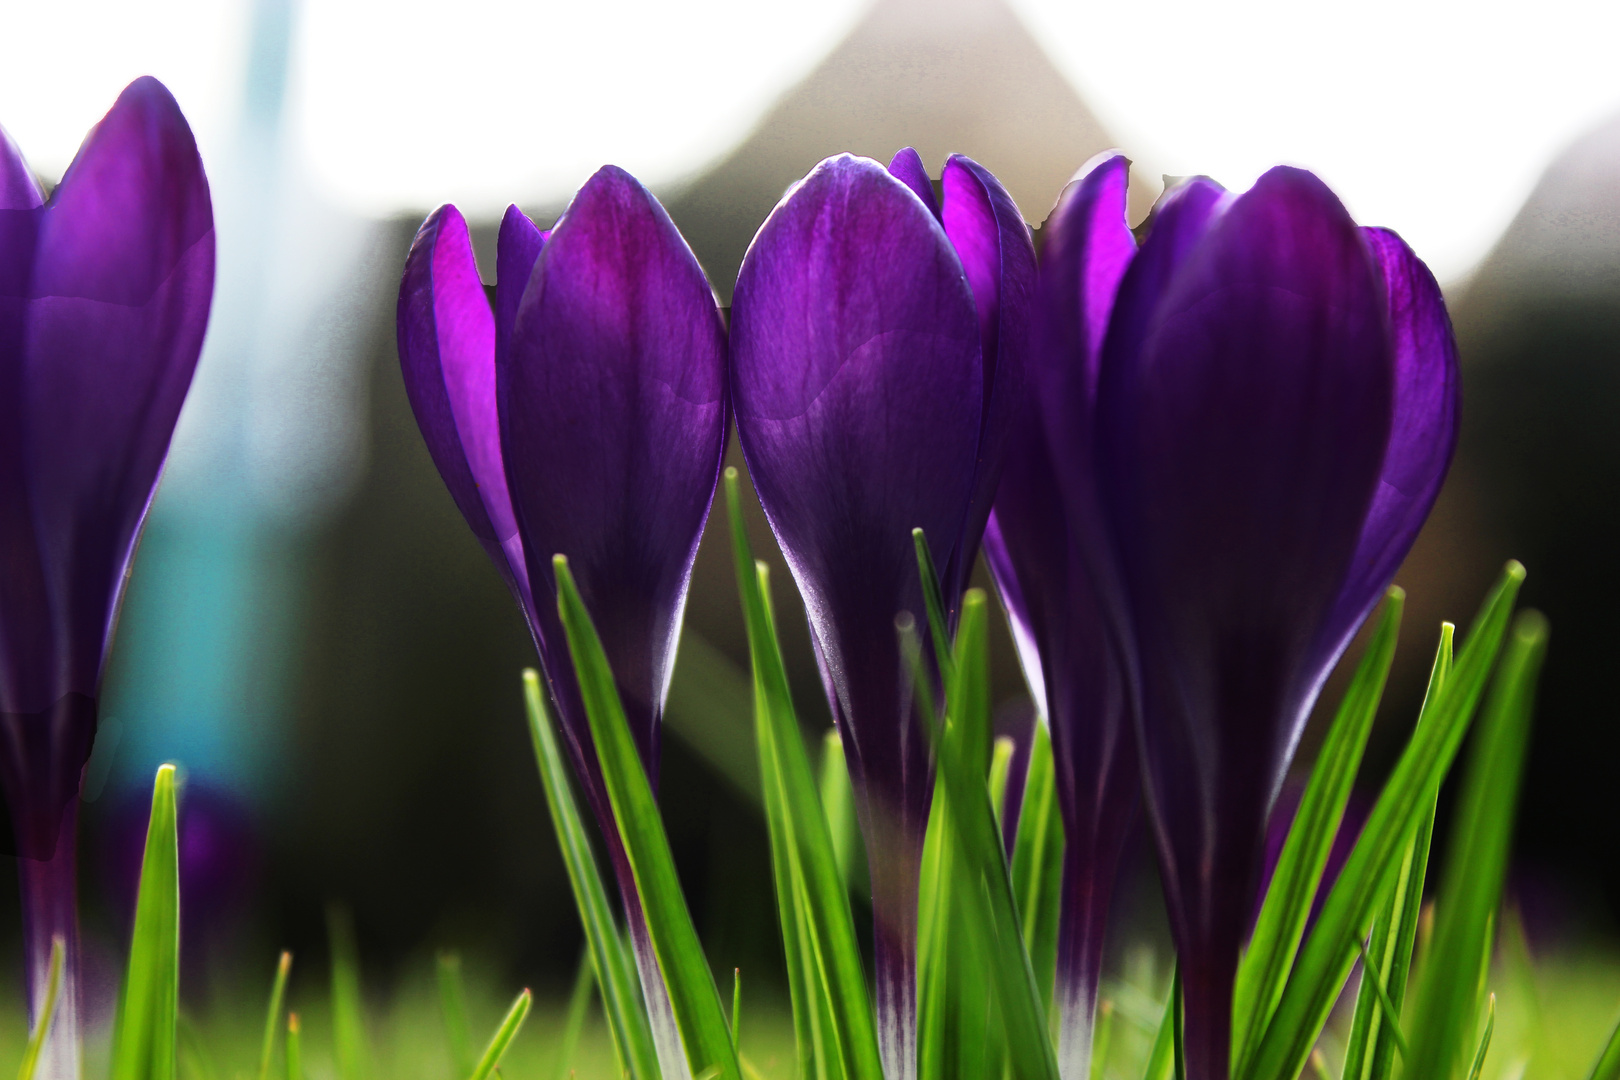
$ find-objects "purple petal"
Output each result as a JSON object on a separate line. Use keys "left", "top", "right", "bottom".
{"left": 396, "top": 204, "right": 529, "bottom": 607}
{"left": 1033, "top": 153, "right": 1141, "bottom": 630}
{"left": 1, "top": 125, "right": 43, "bottom": 210}
{"left": 19, "top": 76, "right": 214, "bottom": 702}
{"left": 985, "top": 151, "right": 1138, "bottom": 1079}
{"left": 501, "top": 164, "right": 727, "bottom": 782}
{"left": 0, "top": 78, "right": 211, "bottom": 860}
{"left": 731, "top": 153, "right": 982, "bottom": 1080}
{"left": 887, "top": 147, "right": 941, "bottom": 221}
{"left": 1313, "top": 227, "right": 1460, "bottom": 665}
{"left": 939, "top": 154, "right": 1036, "bottom": 604}
{"left": 495, "top": 204, "right": 545, "bottom": 369}
{"left": 1098, "top": 167, "right": 1392, "bottom": 1080}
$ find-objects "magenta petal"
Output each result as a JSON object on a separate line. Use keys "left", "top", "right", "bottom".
{"left": 395, "top": 205, "right": 529, "bottom": 606}
{"left": 731, "top": 152, "right": 982, "bottom": 1080}
{"left": 939, "top": 154, "right": 1036, "bottom": 603}
{"left": 887, "top": 147, "right": 941, "bottom": 221}
{"left": 20, "top": 76, "right": 214, "bottom": 704}
{"left": 500, "top": 164, "right": 727, "bottom": 782}
{"left": 0, "top": 126, "right": 42, "bottom": 211}
{"left": 0, "top": 78, "right": 211, "bottom": 871}
{"left": 1099, "top": 167, "right": 1393, "bottom": 1080}
{"left": 986, "top": 151, "right": 1137, "bottom": 1075}
{"left": 495, "top": 204, "right": 545, "bottom": 369}
{"left": 1314, "top": 227, "right": 1460, "bottom": 662}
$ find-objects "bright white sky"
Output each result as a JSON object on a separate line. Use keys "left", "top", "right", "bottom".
{"left": 2, "top": 0, "right": 1618, "bottom": 282}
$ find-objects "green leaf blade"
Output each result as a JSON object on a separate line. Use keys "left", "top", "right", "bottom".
{"left": 110, "top": 764, "right": 182, "bottom": 1080}
{"left": 468, "top": 989, "right": 533, "bottom": 1080}
{"left": 555, "top": 554, "right": 741, "bottom": 1080}
{"left": 1234, "top": 588, "right": 1404, "bottom": 1070}
{"left": 1241, "top": 561, "right": 1525, "bottom": 1080}
{"left": 1405, "top": 610, "right": 1548, "bottom": 1079}
{"left": 724, "top": 468, "right": 884, "bottom": 1080}
{"left": 523, "top": 669, "right": 660, "bottom": 1080}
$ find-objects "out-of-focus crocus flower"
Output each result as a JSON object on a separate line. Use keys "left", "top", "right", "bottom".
{"left": 0, "top": 78, "right": 214, "bottom": 1080}
{"left": 981, "top": 152, "right": 1137, "bottom": 1080}
{"left": 396, "top": 165, "right": 727, "bottom": 1078}
{"left": 730, "top": 149, "right": 1032, "bottom": 1080}
{"left": 1080, "top": 166, "right": 1458, "bottom": 1080}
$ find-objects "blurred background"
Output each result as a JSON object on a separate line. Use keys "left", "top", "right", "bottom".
{"left": 3, "top": 0, "right": 1620, "bottom": 1033}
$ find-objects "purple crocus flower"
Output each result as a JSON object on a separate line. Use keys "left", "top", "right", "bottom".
{"left": 980, "top": 152, "right": 1137, "bottom": 1080}
{"left": 0, "top": 78, "right": 214, "bottom": 1079}
{"left": 1079, "top": 167, "right": 1458, "bottom": 1080}
{"left": 730, "top": 149, "right": 1032, "bottom": 1080}
{"left": 396, "top": 166, "right": 727, "bottom": 1078}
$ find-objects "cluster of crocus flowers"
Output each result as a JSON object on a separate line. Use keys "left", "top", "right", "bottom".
{"left": 400, "top": 141, "right": 1457, "bottom": 1080}
{"left": 995, "top": 153, "right": 1458, "bottom": 1080}
{"left": 0, "top": 78, "right": 215, "bottom": 1080}
{"left": 396, "top": 165, "right": 727, "bottom": 1078}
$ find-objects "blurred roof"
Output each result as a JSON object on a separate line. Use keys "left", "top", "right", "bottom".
{"left": 660, "top": 0, "right": 1149, "bottom": 302}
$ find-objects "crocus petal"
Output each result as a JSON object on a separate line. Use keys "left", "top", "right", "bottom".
{"left": 0, "top": 71, "right": 210, "bottom": 874}
{"left": 495, "top": 204, "right": 545, "bottom": 368}
{"left": 0, "top": 126, "right": 42, "bottom": 210}
{"left": 938, "top": 154, "right": 1036, "bottom": 604}
{"left": 731, "top": 153, "right": 981, "bottom": 1080}
{"left": 18, "top": 75, "right": 214, "bottom": 707}
{"left": 396, "top": 204, "right": 530, "bottom": 605}
{"left": 986, "top": 150, "right": 1137, "bottom": 1080}
{"left": 887, "top": 147, "right": 941, "bottom": 221}
{"left": 501, "top": 164, "right": 727, "bottom": 783}
{"left": 1036, "top": 154, "right": 1148, "bottom": 634}
{"left": 1313, "top": 227, "right": 1460, "bottom": 663}
{"left": 1098, "top": 167, "right": 1392, "bottom": 1080}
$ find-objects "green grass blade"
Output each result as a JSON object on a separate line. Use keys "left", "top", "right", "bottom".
{"left": 257, "top": 952, "right": 292, "bottom": 1080}
{"left": 436, "top": 953, "right": 476, "bottom": 1080}
{"left": 819, "top": 730, "right": 860, "bottom": 891}
{"left": 1341, "top": 625, "right": 1451, "bottom": 1080}
{"left": 1465, "top": 994, "right": 1496, "bottom": 1080}
{"left": 468, "top": 989, "right": 532, "bottom": 1080}
{"left": 522, "top": 669, "right": 660, "bottom": 1080}
{"left": 912, "top": 527, "right": 954, "bottom": 682}
{"left": 554, "top": 949, "right": 595, "bottom": 1080}
{"left": 1010, "top": 723, "right": 1064, "bottom": 1019}
{"left": 1241, "top": 561, "right": 1525, "bottom": 1080}
{"left": 110, "top": 763, "right": 181, "bottom": 1080}
{"left": 1583, "top": 1009, "right": 1620, "bottom": 1080}
{"left": 1142, "top": 970, "right": 1178, "bottom": 1080}
{"left": 555, "top": 554, "right": 741, "bottom": 1080}
{"left": 18, "top": 936, "right": 64, "bottom": 1080}
{"left": 905, "top": 589, "right": 1060, "bottom": 1080}
{"left": 989, "top": 736, "right": 1016, "bottom": 831}
{"left": 1234, "top": 589, "right": 1403, "bottom": 1069}
{"left": 730, "top": 969, "right": 742, "bottom": 1052}
{"left": 285, "top": 1016, "right": 301, "bottom": 1080}
{"left": 1405, "top": 611, "right": 1547, "bottom": 1079}
{"left": 1351, "top": 939, "right": 1408, "bottom": 1058}
{"left": 724, "top": 469, "right": 883, "bottom": 1080}
{"left": 328, "top": 907, "right": 370, "bottom": 1080}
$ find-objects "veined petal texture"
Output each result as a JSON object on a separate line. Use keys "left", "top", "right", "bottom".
{"left": 1096, "top": 167, "right": 1395, "bottom": 1080}
{"left": 501, "top": 164, "right": 727, "bottom": 788}
{"left": 0, "top": 76, "right": 213, "bottom": 856}
{"left": 731, "top": 152, "right": 984, "bottom": 1080}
